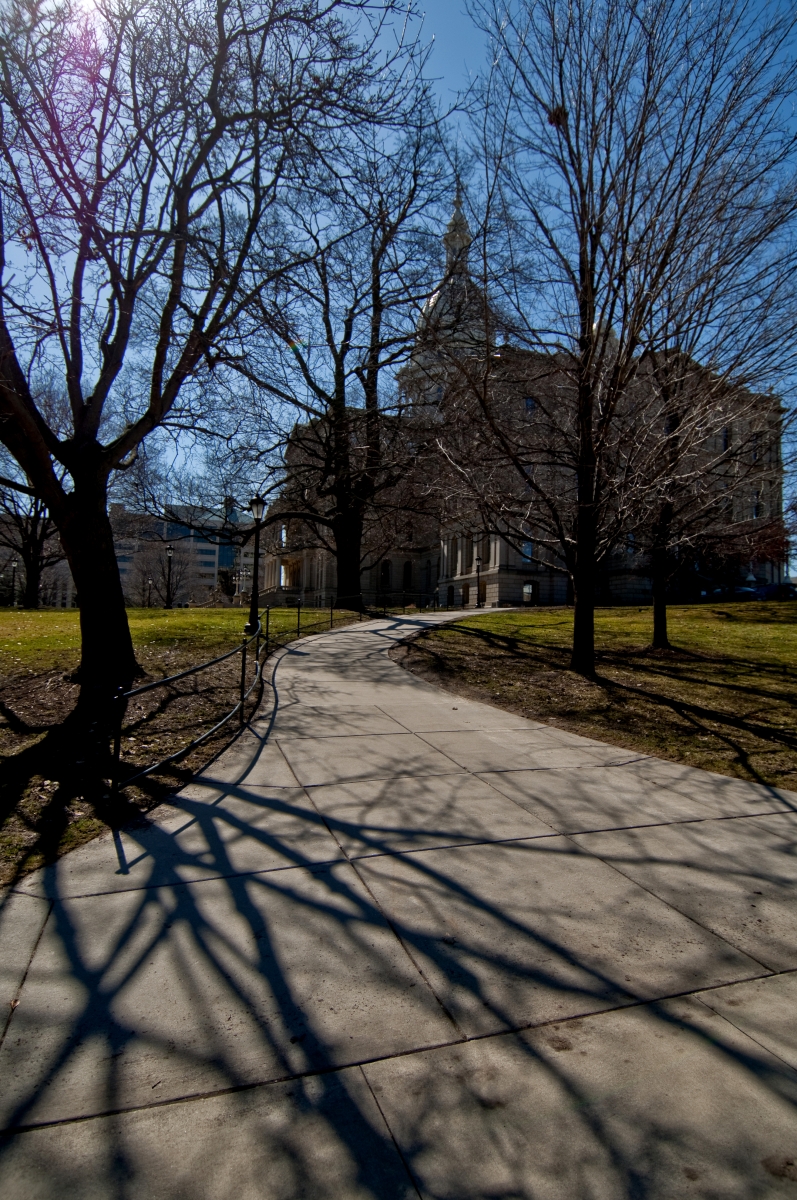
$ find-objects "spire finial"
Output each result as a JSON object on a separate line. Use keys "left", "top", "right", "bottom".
{"left": 443, "top": 179, "right": 471, "bottom": 272}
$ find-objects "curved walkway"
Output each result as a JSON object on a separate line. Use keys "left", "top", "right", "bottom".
{"left": 2, "top": 613, "right": 797, "bottom": 1198}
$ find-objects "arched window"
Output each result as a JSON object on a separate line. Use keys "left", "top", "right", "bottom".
{"left": 446, "top": 584, "right": 454, "bottom": 607}
{"left": 461, "top": 582, "right": 470, "bottom": 606}
{"left": 380, "top": 560, "right": 392, "bottom": 588}
{"left": 403, "top": 561, "right": 412, "bottom": 589}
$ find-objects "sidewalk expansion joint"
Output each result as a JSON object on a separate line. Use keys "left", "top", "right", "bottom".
{"left": 1, "top": 968, "right": 783, "bottom": 1140}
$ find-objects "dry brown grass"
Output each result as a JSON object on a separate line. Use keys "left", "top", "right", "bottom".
{"left": 0, "top": 606, "right": 358, "bottom": 885}
{"left": 0, "top": 644, "right": 255, "bottom": 886}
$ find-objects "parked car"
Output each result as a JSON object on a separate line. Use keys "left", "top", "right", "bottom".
{"left": 753, "top": 582, "right": 797, "bottom": 601}
{"left": 709, "top": 586, "right": 757, "bottom": 600}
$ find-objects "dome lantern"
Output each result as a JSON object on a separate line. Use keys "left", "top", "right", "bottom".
{"left": 443, "top": 183, "right": 472, "bottom": 272}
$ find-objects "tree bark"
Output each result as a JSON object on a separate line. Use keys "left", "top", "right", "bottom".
{"left": 20, "top": 552, "right": 40, "bottom": 609}
{"left": 570, "top": 364, "right": 598, "bottom": 676}
{"left": 332, "top": 508, "right": 364, "bottom": 610}
{"left": 650, "top": 508, "right": 673, "bottom": 650}
{"left": 651, "top": 549, "right": 670, "bottom": 649}
{"left": 57, "top": 475, "right": 139, "bottom": 699}
{"left": 570, "top": 536, "right": 596, "bottom": 676}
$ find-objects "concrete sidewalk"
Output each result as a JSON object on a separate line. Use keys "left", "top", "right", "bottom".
{"left": 2, "top": 612, "right": 797, "bottom": 1198}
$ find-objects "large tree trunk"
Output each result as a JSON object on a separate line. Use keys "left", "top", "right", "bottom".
{"left": 650, "top": 505, "right": 673, "bottom": 650}
{"left": 651, "top": 548, "right": 670, "bottom": 649}
{"left": 570, "top": 376, "right": 597, "bottom": 677}
{"left": 570, "top": 551, "right": 596, "bottom": 675}
{"left": 57, "top": 475, "right": 138, "bottom": 701}
{"left": 332, "top": 509, "right": 365, "bottom": 610}
{"left": 21, "top": 552, "right": 41, "bottom": 609}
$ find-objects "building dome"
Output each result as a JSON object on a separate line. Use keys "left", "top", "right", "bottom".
{"left": 415, "top": 189, "right": 491, "bottom": 351}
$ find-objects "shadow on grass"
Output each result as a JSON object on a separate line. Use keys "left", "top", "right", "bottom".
{"left": 0, "top": 677, "right": 254, "bottom": 891}
{"left": 404, "top": 622, "right": 797, "bottom": 791}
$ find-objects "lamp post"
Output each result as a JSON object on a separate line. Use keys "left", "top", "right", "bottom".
{"left": 11, "top": 558, "right": 18, "bottom": 607}
{"left": 147, "top": 576, "right": 153, "bottom": 608}
{"left": 245, "top": 496, "right": 266, "bottom": 634}
{"left": 475, "top": 555, "right": 482, "bottom": 608}
{"left": 165, "top": 545, "right": 174, "bottom": 608}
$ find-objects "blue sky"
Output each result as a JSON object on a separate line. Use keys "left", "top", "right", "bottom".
{"left": 416, "top": 0, "right": 487, "bottom": 103}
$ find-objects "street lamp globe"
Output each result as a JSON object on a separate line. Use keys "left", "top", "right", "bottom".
{"left": 166, "top": 544, "right": 174, "bottom": 558}
{"left": 249, "top": 496, "right": 266, "bottom": 523}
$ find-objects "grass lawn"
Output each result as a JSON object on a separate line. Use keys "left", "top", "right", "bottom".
{"left": 0, "top": 605, "right": 358, "bottom": 885}
{"left": 394, "top": 602, "right": 797, "bottom": 791}
{"left": 0, "top": 604, "right": 342, "bottom": 675}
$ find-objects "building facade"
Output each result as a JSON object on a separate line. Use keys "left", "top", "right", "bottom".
{"left": 261, "top": 194, "right": 788, "bottom": 610}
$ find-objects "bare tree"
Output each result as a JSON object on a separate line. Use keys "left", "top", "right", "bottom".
{"left": 0, "top": 468, "right": 64, "bottom": 608}
{"left": 0, "top": 0, "right": 418, "bottom": 723}
{"left": 442, "top": 0, "right": 797, "bottom": 674}
{"left": 127, "top": 540, "right": 191, "bottom": 609}
{"left": 248, "top": 107, "right": 449, "bottom": 607}
{"left": 631, "top": 352, "right": 787, "bottom": 647}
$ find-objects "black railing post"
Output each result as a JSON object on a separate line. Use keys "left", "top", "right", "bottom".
{"left": 265, "top": 605, "right": 270, "bottom": 658}
{"left": 330, "top": 598, "right": 334, "bottom": 629}
{"left": 110, "top": 686, "right": 125, "bottom": 798}
{"left": 239, "top": 634, "right": 247, "bottom": 727}
{"left": 297, "top": 600, "right": 301, "bottom": 638}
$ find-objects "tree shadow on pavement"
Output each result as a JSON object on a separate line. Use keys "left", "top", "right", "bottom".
{"left": 1, "top": 636, "right": 796, "bottom": 1198}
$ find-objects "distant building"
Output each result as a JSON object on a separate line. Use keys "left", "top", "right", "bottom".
{"left": 262, "top": 195, "right": 787, "bottom": 609}
{"left": 108, "top": 506, "right": 262, "bottom": 607}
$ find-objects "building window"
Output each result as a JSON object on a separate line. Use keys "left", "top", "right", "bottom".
{"left": 521, "top": 540, "right": 533, "bottom": 562}
{"left": 524, "top": 396, "right": 536, "bottom": 414}
{"left": 753, "top": 490, "right": 762, "bottom": 519}
{"left": 380, "top": 560, "right": 391, "bottom": 589}
{"left": 403, "top": 561, "right": 412, "bottom": 589}
{"left": 461, "top": 582, "right": 470, "bottom": 606}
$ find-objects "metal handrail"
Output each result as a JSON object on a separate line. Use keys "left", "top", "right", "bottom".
{"left": 123, "top": 628, "right": 261, "bottom": 699}
{"left": 119, "top": 652, "right": 265, "bottom": 787}
{"left": 110, "top": 604, "right": 359, "bottom": 793}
